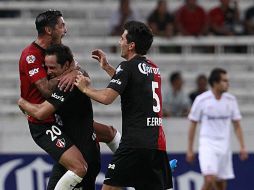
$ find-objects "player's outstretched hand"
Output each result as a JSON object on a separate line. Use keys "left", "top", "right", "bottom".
{"left": 91, "top": 49, "right": 109, "bottom": 69}
{"left": 74, "top": 74, "right": 91, "bottom": 93}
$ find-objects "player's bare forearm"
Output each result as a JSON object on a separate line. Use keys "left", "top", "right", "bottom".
{"left": 91, "top": 49, "right": 115, "bottom": 77}
{"left": 75, "top": 75, "right": 119, "bottom": 104}
{"left": 103, "top": 64, "right": 116, "bottom": 78}
{"left": 233, "top": 121, "right": 246, "bottom": 149}
{"left": 35, "top": 77, "right": 53, "bottom": 98}
{"left": 85, "top": 88, "right": 117, "bottom": 105}
{"left": 187, "top": 121, "right": 197, "bottom": 151}
{"left": 233, "top": 120, "right": 248, "bottom": 160}
{"left": 18, "top": 98, "right": 42, "bottom": 119}
{"left": 186, "top": 121, "right": 197, "bottom": 163}
{"left": 18, "top": 98, "right": 55, "bottom": 120}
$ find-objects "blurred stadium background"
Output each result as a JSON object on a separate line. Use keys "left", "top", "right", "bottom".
{"left": 0, "top": 0, "right": 253, "bottom": 189}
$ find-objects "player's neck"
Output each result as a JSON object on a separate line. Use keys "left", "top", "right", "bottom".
{"left": 126, "top": 53, "right": 142, "bottom": 61}
{"left": 212, "top": 89, "right": 222, "bottom": 100}
{"left": 35, "top": 36, "right": 52, "bottom": 49}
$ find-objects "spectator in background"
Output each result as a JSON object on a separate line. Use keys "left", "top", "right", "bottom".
{"left": 147, "top": 0, "right": 174, "bottom": 38}
{"left": 163, "top": 71, "right": 190, "bottom": 117}
{"left": 189, "top": 74, "right": 208, "bottom": 104}
{"left": 208, "top": 0, "right": 242, "bottom": 36}
{"left": 175, "top": 0, "right": 207, "bottom": 36}
{"left": 109, "top": 0, "right": 140, "bottom": 36}
{"left": 244, "top": 4, "right": 254, "bottom": 35}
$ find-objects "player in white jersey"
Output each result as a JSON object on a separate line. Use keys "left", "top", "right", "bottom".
{"left": 186, "top": 68, "right": 248, "bottom": 190}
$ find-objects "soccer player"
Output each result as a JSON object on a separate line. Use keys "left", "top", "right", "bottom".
{"left": 18, "top": 9, "right": 120, "bottom": 190}
{"left": 19, "top": 10, "right": 120, "bottom": 151}
{"left": 186, "top": 68, "right": 248, "bottom": 190}
{"left": 75, "top": 21, "right": 173, "bottom": 190}
{"left": 19, "top": 9, "right": 120, "bottom": 150}
{"left": 19, "top": 44, "right": 101, "bottom": 189}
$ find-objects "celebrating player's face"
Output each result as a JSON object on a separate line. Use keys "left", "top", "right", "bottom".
{"left": 119, "top": 30, "right": 129, "bottom": 59}
{"left": 51, "top": 17, "right": 67, "bottom": 45}
{"left": 45, "top": 55, "right": 69, "bottom": 79}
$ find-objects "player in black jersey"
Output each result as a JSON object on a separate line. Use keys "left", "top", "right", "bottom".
{"left": 18, "top": 44, "right": 101, "bottom": 190}
{"left": 75, "top": 21, "right": 173, "bottom": 190}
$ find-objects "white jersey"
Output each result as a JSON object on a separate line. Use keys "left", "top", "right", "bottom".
{"left": 188, "top": 90, "right": 242, "bottom": 151}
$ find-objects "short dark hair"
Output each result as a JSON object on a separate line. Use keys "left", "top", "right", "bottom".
{"left": 208, "top": 68, "right": 227, "bottom": 87}
{"left": 123, "top": 21, "right": 153, "bottom": 55}
{"left": 45, "top": 44, "right": 73, "bottom": 67}
{"left": 169, "top": 71, "right": 181, "bottom": 84}
{"left": 35, "top": 10, "right": 63, "bottom": 35}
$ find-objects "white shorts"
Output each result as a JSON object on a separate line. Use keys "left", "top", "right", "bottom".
{"left": 199, "top": 139, "right": 234, "bottom": 180}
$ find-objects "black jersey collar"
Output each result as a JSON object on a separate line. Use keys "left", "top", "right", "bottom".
{"left": 32, "top": 41, "right": 46, "bottom": 52}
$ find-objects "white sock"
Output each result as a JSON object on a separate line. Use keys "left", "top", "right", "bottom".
{"left": 54, "top": 170, "right": 83, "bottom": 190}
{"left": 107, "top": 130, "right": 121, "bottom": 153}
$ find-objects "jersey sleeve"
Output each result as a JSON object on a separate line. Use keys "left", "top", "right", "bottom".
{"left": 22, "top": 51, "right": 47, "bottom": 83}
{"left": 231, "top": 97, "right": 242, "bottom": 121}
{"left": 188, "top": 96, "right": 202, "bottom": 122}
{"left": 47, "top": 87, "right": 71, "bottom": 110}
{"left": 107, "top": 61, "right": 129, "bottom": 95}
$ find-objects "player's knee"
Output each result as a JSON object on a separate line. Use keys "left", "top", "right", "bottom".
{"left": 100, "top": 125, "right": 116, "bottom": 143}
{"left": 204, "top": 175, "right": 216, "bottom": 185}
{"left": 109, "top": 126, "right": 117, "bottom": 140}
{"left": 72, "top": 161, "right": 88, "bottom": 177}
{"left": 67, "top": 158, "right": 88, "bottom": 178}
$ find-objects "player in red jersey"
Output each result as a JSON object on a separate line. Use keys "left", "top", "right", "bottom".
{"left": 75, "top": 21, "right": 173, "bottom": 190}
{"left": 19, "top": 10, "right": 121, "bottom": 189}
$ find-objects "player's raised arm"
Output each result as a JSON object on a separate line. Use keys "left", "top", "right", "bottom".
{"left": 91, "top": 49, "right": 116, "bottom": 77}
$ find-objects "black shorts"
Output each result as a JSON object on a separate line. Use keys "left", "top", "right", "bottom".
{"left": 104, "top": 148, "right": 173, "bottom": 190}
{"left": 29, "top": 122, "right": 73, "bottom": 161}
{"left": 47, "top": 161, "right": 100, "bottom": 190}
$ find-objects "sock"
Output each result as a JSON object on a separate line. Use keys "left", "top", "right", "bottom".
{"left": 54, "top": 170, "right": 83, "bottom": 190}
{"left": 107, "top": 130, "right": 121, "bottom": 153}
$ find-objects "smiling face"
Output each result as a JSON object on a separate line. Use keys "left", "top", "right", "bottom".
{"left": 119, "top": 30, "right": 129, "bottom": 59}
{"left": 51, "top": 17, "right": 67, "bottom": 44}
{"left": 119, "top": 30, "right": 135, "bottom": 60}
{"left": 45, "top": 54, "right": 68, "bottom": 79}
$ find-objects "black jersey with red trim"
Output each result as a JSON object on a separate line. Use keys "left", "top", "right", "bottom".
{"left": 19, "top": 42, "right": 55, "bottom": 123}
{"left": 107, "top": 56, "right": 166, "bottom": 151}
{"left": 47, "top": 87, "right": 100, "bottom": 163}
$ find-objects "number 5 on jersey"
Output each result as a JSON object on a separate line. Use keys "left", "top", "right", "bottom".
{"left": 152, "top": 81, "right": 160, "bottom": 113}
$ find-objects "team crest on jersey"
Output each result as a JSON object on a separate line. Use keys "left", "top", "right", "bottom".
{"left": 116, "top": 65, "right": 123, "bottom": 74}
{"left": 56, "top": 138, "right": 66, "bottom": 148}
{"left": 26, "top": 55, "right": 36, "bottom": 64}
